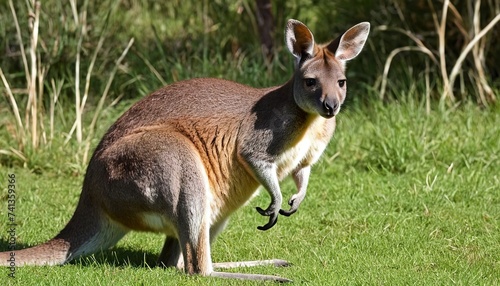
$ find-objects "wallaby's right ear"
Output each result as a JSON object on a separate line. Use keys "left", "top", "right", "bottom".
{"left": 285, "top": 19, "right": 315, "bottom": 64}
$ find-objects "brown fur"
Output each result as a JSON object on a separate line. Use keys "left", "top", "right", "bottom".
{"left": 0, "top": 20, "right": 370, "bottom": 282}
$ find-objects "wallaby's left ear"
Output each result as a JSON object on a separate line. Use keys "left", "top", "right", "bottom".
{"left": 285, "top": 19, "right": 315, "bottom": 63}
{"left": 327, "top": 22, "right": 370, "bottom": 61}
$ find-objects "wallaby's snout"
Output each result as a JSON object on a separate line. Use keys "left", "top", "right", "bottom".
{"left": 322, "top": 96, "right": 339, "bottom": 118}
{"left": 324, "top": 79, "right": 347, "bottom": 117}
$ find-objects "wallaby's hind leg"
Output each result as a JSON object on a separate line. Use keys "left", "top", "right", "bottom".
{"left": 158, "top": 217, "right": 290, "bottom": 281}
{"left": 178, "top": 222, "right": 212, "bottom": 275}
{"left": 156, "top": 217, "right": 228, "bottom": 270}
{"left": 177, "top": 213, "right": 291, "bottom": 282}
{"left": 175, "top": 174, "right": 212, "bottom": 275}
{"left": 135, "top": 130, "right": 214, "bottom": 275}
{"left": 156, "top": 208, "right": 224, "bottom": 269}
{"left": 105, "top": 129, "right": 290, "bottom": 281}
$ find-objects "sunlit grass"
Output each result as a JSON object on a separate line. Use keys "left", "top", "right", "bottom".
{"left": 1, "top": 1, "right": 499, "bottom": 284}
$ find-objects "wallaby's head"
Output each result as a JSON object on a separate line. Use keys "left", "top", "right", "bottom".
{"left": 285, "top": 20, "right": 370, "bottom": 118}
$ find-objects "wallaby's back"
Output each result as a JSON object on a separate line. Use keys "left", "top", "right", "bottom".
{"left": 100, "top": 78, "right": 269, "bottom": 147}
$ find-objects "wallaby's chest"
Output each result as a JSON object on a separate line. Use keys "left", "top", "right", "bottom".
{"left": 275, "top": 116, "right": 335, "bottom": 179}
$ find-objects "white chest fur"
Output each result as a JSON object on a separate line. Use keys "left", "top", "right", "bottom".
{"left": 276, "top": 117, "right": 331, "bottom": 179}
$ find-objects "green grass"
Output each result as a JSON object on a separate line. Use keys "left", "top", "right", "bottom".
{"left": 1, "top": 1, "right": 499, "bottom": 284}
{"left": 1, "top": 101, "right": 498, "bottom": 285}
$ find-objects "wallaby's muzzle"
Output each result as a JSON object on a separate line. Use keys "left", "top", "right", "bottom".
{"left": 322, "top": 97, "right": 339, "bottom": 118}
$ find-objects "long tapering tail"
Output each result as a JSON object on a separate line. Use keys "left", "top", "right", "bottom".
{"left": 0, "top": 195, "right": 128, "bottom": 266}
{"left": 0, "top": 238, "right": 70, "bottom": 266}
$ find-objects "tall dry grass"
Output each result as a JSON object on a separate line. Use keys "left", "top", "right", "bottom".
{"left": 0, "top": 0, "right": 133, "bottom": 165}
{"left": 378, "top": 0, "right": 499, "bottom": 107}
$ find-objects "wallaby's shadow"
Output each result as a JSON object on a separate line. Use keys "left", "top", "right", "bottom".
{"left": 0, "top": 238, "right": 159, "bottom": 268}
{"left": 0, "top": 238, "right": 34, "bottom": 253}
{"left": 71, "top": 248, "right": 159, "bottom": 268}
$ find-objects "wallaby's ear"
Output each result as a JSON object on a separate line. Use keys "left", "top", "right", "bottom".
{"left": 327, "top": 22, "right": 370, "bottom": 61}
{"left": 285, "top": 19, "right": 315, "bottom": 63}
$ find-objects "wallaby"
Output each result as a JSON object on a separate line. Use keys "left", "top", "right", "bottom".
{"left": 1, "top": 20, "right": 369, "bottom": 282}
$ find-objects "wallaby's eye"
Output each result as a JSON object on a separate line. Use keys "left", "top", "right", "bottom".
{"left": 338, "top": 79, "right": 346, "bottom": 88}
{"left": 304, "top": 78, "right": 316, "bottom": 87}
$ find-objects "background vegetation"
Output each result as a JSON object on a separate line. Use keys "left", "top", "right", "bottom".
{"left": 1, "top": 0, "right": 499, "bottom": 166}
{"left": 1, "top": 0, "right": 499, "bottom": 285}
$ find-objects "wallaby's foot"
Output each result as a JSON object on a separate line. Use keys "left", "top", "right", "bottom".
{"left": 211, "top": 259, "right": 291, "bottom": 282}
{"left": 213, "top": 259, "right": 290, "bottom": 269}
{"left": 210, "top": 271, "right": 292, "bottom": 283}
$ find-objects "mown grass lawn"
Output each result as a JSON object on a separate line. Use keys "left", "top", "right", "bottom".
{"left": 1, "top": 102, "right": 499, "bottom": 285}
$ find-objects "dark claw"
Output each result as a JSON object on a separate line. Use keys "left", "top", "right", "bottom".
{"left": 257, "top": 215, "right": 278, "bottom": 231}
{"left": 279, "top": 208, "right": 297, "bottom": 217}
{"left": 256, "top": 207, "right": 278, "bottom": 230}
{"left": 256, "top": 206, "right": 269, "bottom": 216}
{"left": 279, "top": 198, "right": 298, "bottom": 217}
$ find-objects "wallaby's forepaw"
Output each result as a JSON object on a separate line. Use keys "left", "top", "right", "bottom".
{"left": 279, "top": 207, "right": 296, "bottom": 217}
{"left": 279, "top": 193, "right": 305, "bottom": 217}
{"left": 256, "top": 206, "right": 279, "bottom": 231}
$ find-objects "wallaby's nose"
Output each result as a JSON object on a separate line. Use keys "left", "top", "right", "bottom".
{"left": 323, "top": 98, "right": 339, "bottom": 117}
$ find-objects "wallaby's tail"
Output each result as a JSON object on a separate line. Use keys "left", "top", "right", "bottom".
{"left": 0, "top": 238, "right": 70, "bottom": 266}
{"left": 0, "top": 195, "right": 128, "bottom": 266}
